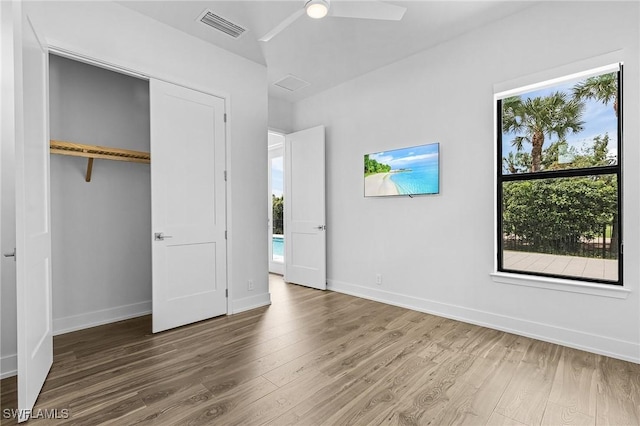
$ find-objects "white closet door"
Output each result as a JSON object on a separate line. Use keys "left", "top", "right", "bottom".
{"left": 284, "top": 126, "right": 326, "bottom": 290}
{"left": 15, "top": 10, "right": 54, "bottom": 423}
{"left": 150, "top": 79, "right": 227, "bottom": 333}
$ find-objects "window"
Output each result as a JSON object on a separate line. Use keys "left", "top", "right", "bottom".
{"left": 496, "top": 65, "right": 622, "bottom": 284}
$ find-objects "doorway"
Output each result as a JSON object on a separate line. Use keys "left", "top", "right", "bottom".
{"left": 49, "top": 54, "right": 152, "bottom": 336}
{"left": 267, "top": 127, "right": 326, "bottom": 288}
{"left": 268, "top": 132, "right": 284, "bottom": 275}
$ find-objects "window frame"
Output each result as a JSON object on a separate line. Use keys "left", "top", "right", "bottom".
{"left": 495, "top": 66, "right": 623, "bottom": 286}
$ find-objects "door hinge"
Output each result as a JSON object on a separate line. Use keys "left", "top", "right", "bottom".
{"left": 3, "top": 248, "right": 16, "bottom": 261}
{"left": 224, "top": 170, "right": 227, "bottom": 181}
{"left": 224, "top": 113, "right": 227, "bottom": 123}
{"left": 225, "top": 289, "right": 228, "bottom": 297}
{"left": 225, "top": 230, "right": 227, "bottom": 240}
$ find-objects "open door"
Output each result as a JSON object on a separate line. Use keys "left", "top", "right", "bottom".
{"left": 284, "top": 126, "right": 326, "bottom": 290}
{"left": 14, "top": 8, "right": 54, "bottom": 423}
{"left": 150, "top": 79, "right": 227, "bottom": 333}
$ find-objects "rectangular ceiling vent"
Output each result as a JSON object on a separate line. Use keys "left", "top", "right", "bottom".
{"left": 274, "top": 75, "right": 311, "bottom": 92}
{"left": 197, "top": 10, "right": 247, "bottom": 39}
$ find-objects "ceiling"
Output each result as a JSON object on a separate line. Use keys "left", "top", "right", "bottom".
{"left": 119, "top": 1, "right": 535, "bottom": 103}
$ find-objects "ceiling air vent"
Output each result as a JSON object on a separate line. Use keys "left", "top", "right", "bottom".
{"left": 197, "top": 9, "right": 247, "bottom": 39}
{"left": 274, "top": 75, "right": 311, "bottom": 92}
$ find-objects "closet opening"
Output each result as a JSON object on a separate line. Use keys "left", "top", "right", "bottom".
{"left": 48, "top": 54, "right": 152, "bottom": 336}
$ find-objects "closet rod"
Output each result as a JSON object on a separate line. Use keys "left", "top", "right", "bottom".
{"left": 50, "top": 140, "right": 150, "bottom": 182}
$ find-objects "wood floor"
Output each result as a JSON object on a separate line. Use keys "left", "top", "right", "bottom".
{"left": 2, "top": 275, "right": 639, "bottom": 425}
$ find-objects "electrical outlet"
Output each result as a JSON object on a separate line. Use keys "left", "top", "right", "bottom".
{"left": 248, "top": 280, "right": 254, "bottom": 291}
{"left": 375, "top": 274, "right": 382, "bottom": 285}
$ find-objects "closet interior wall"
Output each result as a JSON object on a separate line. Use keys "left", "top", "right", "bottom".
{"left": 49, "top": 54, "right": 151, "bottom": 334}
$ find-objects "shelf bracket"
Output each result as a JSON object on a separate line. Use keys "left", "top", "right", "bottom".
{"left": 85, "top": 157, "right": 94, "bottom": 182}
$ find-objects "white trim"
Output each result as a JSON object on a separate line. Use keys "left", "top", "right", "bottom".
{"left": 268, "top": 127, "right": 289, "bottom": 137}
{"left": 490, "top": 272, "right": 630, "bottom": 299}
{"left": 231, "top": 292, "right": 271, "bottom": 314}
{"left": 53, "top": 300, "right": 151, "bottom": 336}
{"left": 495, "top": 62, "right": 621, "bottom": 99}
{"left": 44, "top": 38, "right": 233, "bottom": 104}
{"left": 492, "top": 50, "right": 626, "bottom": 283}
{"left": 268, "top": 142, "right": 284, "bottom": 274}
{"left": 1, "top": 354, "right": 17, "bottom": 379}
{"left": 493, "top": 50, "right": 624, "bottom": 96}
{"left": 327, "top": 279, "right": 639, "bottom": 363}
{"left": 48, "top": 46, "right": 149, "bottom": 81}
{"left": 268, "top": 130, "right": 285, "bottom": 150}
{"left": 224, "top": 92, "right": 232, "bottom": 317}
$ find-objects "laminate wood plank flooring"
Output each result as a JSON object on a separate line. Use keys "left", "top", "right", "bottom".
{"left": 2, "top": 274, "right": 639, "bottom": 425}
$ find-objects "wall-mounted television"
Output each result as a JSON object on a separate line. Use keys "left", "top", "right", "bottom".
{"left": 364, "top": 142, "right": 439, "bottom": 197}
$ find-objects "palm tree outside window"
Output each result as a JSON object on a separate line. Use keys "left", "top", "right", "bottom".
{"left": 496, "top": 65, "right": 623, "bottom": 284}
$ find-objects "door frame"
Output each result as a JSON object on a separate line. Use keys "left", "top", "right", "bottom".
{"left": 47, "top": 44, "right": 232, "bottom": 314}
{"left": 23, "top": 39, "right": 232, "bottom": 320}
{"left": 268, "top": 132, "right": 284, "bottom": 275}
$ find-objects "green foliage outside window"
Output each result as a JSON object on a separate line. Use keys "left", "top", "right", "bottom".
{"left": 500, "top": 72, "right": 619, "bottom": 261}
{"left": 502, "top": 175, "right": 617, "bottom": 257}
{"left": 272, "top": 195, "right": 284, "bottom": 235}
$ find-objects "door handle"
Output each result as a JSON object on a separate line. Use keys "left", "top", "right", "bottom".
{"left": 3, "top": 248, "right": 16, "bottom": 261}
{"left": 316, "top": 225, "right": 326, "bottom": 230}
{"left": 154, "top": 232, "right": 173, "bottom": 241}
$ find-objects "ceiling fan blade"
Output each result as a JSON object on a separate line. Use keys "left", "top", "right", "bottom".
{"left": 330, "top": 1, "right": 406, "bottom": 21}
{"left": 259, "top": 8, "right": 306, "bottom": 42}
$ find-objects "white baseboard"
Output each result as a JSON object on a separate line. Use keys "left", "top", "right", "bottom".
{"left": 327, "top": 279, "right": 640, "bottom": 364}
{"left": 231, "top": 292, "right": 271, "bottom": 314}
{"left": 1, "top": 354, "right": 17, "bottom": 379}
{"left": 53, "top": 300, "right": 151, "bottom": 336}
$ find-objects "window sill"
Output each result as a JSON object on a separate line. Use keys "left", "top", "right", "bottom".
{"left": 490, "top": 272, "right": 631, "bottom": 299}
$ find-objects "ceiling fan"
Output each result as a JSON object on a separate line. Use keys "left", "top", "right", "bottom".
{"left": 259, "top": 0, "right": 407, "bottom": 42}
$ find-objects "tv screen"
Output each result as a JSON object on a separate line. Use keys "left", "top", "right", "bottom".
{"left": 364, "top": 142, "right": 440, "bottom": 197}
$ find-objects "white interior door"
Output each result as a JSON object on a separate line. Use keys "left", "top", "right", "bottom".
{"left": 150, "top": 79, "right": 227, "bottom": 333}
{"left": 15, "top": 10, "right": 53, "bottom": 423}
{"left": 284, "top": 126, "right": 326, "bottom": 290}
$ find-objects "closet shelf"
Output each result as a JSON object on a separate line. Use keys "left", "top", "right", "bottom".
{"left": 50, "top": 140, "right": 150, "bottom": 164}
{"left": 50, "top": 140, "right": 150, "bottom": 182}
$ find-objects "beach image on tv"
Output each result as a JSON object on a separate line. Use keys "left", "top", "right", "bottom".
{"left": 364, "top": 143, "right": 439, "bottom": 197}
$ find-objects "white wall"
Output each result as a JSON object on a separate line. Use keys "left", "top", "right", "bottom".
{"left": 49, "top": 55, "right": 151, "bottom": 334}
{"left": 268, "top": 96, "right": 294, "bottom": 133}
{"left": 0, "top": 0, "right": 269, "bottom": 377}
{"left": 293, "top": 1, "right": 640, "bottom": 362}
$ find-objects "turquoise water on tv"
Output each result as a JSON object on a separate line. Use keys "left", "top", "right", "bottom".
{"left": 389, "top": 163, "right": 439, "bottom": 195}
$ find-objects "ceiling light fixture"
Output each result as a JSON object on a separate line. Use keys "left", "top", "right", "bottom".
{"left": 305, "top": 0, "right": 329, "bottom": 19}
